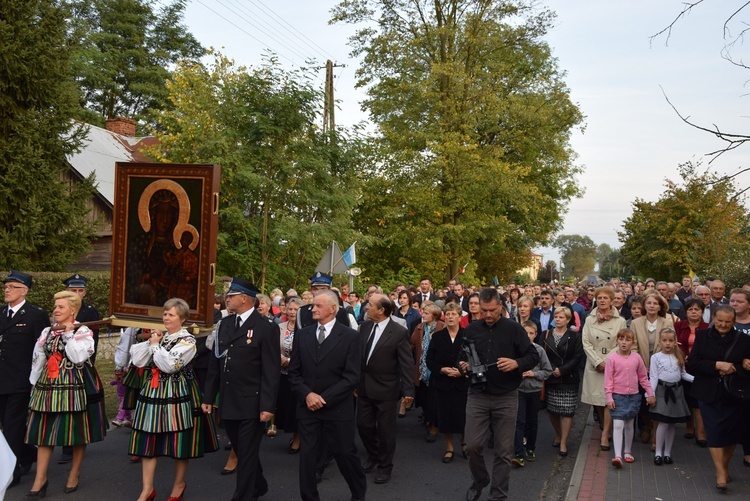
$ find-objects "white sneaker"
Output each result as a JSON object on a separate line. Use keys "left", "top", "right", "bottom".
{"left": 111, "top": 419, "right": 124, "bottom": 427}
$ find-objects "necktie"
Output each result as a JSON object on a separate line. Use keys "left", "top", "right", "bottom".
{"left": 235, "top": 315, "right": 242, "bottom": 330}
{"left": 423, "top": 294, "right": 427, "bottom": 302}
{"left": 365, "top": 324, "right": 378, "bottom": 363}
{"left": 7, "top": 308, "right": 12, "bottom": 319}
{"left": 317, "top": 325, "right": 326, "bottom": 345}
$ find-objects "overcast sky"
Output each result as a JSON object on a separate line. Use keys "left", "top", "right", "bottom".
{"left": 183, "top": 0, "right": 750, "bottom": 268}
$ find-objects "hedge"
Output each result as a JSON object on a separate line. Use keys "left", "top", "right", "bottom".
{"left": 22, "top": 271, "right": 111, "bottom": 315}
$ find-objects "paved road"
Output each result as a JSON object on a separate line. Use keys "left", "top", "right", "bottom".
{"left": 6, "top": 401, "right": 586, "bottom": 501}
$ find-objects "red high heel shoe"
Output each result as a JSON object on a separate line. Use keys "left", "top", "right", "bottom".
{"left": 143, "top": 489, "right": 155, "bottom": 501}
{"left": 167, "top": 483, "right": 186, "bottom": 501}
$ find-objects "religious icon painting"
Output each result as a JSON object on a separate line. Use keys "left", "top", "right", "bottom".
{"left": 110, "top": 162, "right": 220, "bottom": 326}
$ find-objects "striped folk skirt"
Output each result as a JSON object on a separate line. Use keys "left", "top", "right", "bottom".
{"left": 26, "top": 361, "right": 108, "bottom": 446}
{"left": 122, "top": 364, "right": 148, "bottom": 410}
{"left": 128, "top": 367, "right": 219, "bottom": 459}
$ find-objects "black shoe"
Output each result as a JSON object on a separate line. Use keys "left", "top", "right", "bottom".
{"left": 361, "top": 458, "right": 377, "bottom": 473}
{"left": 64, "top": 484, "right": 78, "bottom": 494}
{"left": 466, "top": 482, "right": 487, "bottom": 501}
{"left": 350, "top": 497, "right": 366, "bottom": 501}
{"left": 58, "top": 453, "right": 73, "bottom": 465}
{"left": 695, "top": 438, "right": 708, "bottom": 448}
{"left": 18, "top": 464, "right": 32, "bottom": 476}
{"left": 654, "top": 455, "right": 663, "bottom": 466}
{"left": 25, "top": 480, "right": 48, "bottom": 498}
{"left": 663, "top": 456, "right": 673, "bottom": 465}
{"left": 220, "top": 467, "right": 236, "bottom": 475}
{"left": 251, "top": 485, "right": 269, "bottom": 501}
{"left": 315, "top": 470, "right": 323, "bottom": 484}
{"left": 374, "top": 472, "right": 391, "bottom": 484}
{"left": 8, "top": 476, "right": 20, "bottom": 489}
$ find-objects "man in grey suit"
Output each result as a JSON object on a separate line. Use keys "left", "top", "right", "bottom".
{"left": 357, "top": 294, "right": 415, "bottom": 484}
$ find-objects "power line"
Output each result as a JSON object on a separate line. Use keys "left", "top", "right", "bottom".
{"left": 246, "top": 0, "right": 338, "bottom": 61}
{"left": 223, "top": 0, "right": 329, "bottom": 64}
{"left": 214, "top": 0, "right": 314, "bottom": 63}
{"left": 194, "top": 0, "right": 324, "bottom": 84}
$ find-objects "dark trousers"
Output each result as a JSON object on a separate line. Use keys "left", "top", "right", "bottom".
{"left": 0, "top": 392, "right": 35, "bottom": 478}
{"left": 514, "top": 391, "right": 540, "bottom": 457}
{"left": 224, "top": 418, "right": 266, "bottom": 501}
{"left": 298, "top": 418, "right": 366, "bottom": 501}
{"left": 356, "top": 396, "right": 398, "bottom": 473}
{"left": 465, "top": 391, "right": 518, "bottom": 501}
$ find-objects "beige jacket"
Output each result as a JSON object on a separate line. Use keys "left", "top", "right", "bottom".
{"left": 630, "top": 316, "right": 674, "bottom": 372}
{"left": 580, "top": 307, "right": 627, "bottom": 407}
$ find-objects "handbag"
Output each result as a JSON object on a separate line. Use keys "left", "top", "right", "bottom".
{"left": 721, "top": 332, "right": 750, "bottom": 401}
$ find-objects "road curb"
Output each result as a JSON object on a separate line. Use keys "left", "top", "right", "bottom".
{"left": 564, "top": 409, "right": 594, "bottom": 501}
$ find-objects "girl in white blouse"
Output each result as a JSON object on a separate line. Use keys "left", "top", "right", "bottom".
{"left": 649, "top": 328, "right": 694, "bottom": 466}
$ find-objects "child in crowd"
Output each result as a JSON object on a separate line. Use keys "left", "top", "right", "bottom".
{"left": 512, "top": 321, "right": 553, "bottom": 467}
{"left": 649, "top": 328, "right": 694, "bottom": 465}
{"left": 626, "top": 297, "right": 643, "bottom": 327}
{"left": 605, "top": 328, "right": 655, "bottom": 468}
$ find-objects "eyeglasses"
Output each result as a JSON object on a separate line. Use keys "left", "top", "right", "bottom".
{"left": 3, "top": 284, "right": 25, "bottom": 291}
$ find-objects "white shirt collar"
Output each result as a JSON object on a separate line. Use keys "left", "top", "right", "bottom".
{"left": 237, "top": 307, "right": 254, "bottom": 325}
{"left": 374, "top": 317, "right": 390, "bottom": 332}
{"left": 8, "top": 299, "right": 26, "bottom": 315}
{"left": 317, "top": 318, "right": 336, "bottom": 339}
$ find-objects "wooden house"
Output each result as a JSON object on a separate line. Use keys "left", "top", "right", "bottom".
{"left": 66, "top": 117, "right": 157, "bottom": 271}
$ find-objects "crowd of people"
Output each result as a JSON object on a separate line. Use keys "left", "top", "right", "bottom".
{"left": 2, "top": 270, "right": 750, "bottom": 500}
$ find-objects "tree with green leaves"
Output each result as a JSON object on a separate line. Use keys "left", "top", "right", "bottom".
{"left": 332, "top": 0, "right": 584, "bottom": 284}
{"left": 619, "top": 161, "right": 750, "bottom": 280}
{"left": 0, "top": 0, "right": 98, "bottom": 271}
{"left": 554, "top": 234, "right": 597, "bottom": 279}
{"left": 148, "top": 53, "right": 362, "bottom": 291}
{"left": 538, "top": 260, "right": 558, "bottom": 283}
{"left": 596, "top": 244, "right": 631, "bottom": 281}
{"left": 67, "top": 0, "right": 203, "bottom": 129}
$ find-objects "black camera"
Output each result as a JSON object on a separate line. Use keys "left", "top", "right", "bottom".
{"left": 462, "top": 338, "right": 488, "bottom": 388}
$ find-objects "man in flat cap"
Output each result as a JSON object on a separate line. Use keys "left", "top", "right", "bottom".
{"left": 202, "top": 277, "right": 280, "bottom": 501}
{"left": 0, "top": 270, "right": 50, "bottom": 488}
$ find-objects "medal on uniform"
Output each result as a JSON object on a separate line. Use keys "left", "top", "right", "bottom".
{"left": 247, "top": 329, "right": 253, "bottom": 344}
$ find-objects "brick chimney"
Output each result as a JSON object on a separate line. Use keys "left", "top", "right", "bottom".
{"left": 105, "top": 116, "right": 136, "bottom": 136}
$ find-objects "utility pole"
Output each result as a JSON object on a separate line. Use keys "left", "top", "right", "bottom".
{"left": 321, "top": 59, "right": 346, "bottom": 135}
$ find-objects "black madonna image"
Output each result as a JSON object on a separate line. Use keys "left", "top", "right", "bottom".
{"left": 126, "top": 179, "right": 201, "bottom": 307}
{"left": 111, "top": 163, "right": 219, "bottom": 326}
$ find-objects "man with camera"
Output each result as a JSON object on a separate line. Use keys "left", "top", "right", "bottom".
{"left": 461, "top": 288, "right": 539, "bottom": 501}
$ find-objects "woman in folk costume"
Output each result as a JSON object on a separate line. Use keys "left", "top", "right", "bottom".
{"left": 129, "top": 298, "right": 218, "bottom": 501}
{"left": 25, "top": 290, "right": 108, "bottom": 496}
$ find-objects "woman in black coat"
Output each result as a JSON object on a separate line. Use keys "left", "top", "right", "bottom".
{"left": 426, "top": 303, "right": 469, "bottom": 463}
{"left": 541, "top": 307, "right": 583, "bottom": 456}
{"left": 686, "top": 305, "right": 750, "bottom": 491}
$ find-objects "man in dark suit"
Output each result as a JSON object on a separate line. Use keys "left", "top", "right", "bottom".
{"left": 455, "top": 283, "right": 470, "bottom": 313}
{"left": 0, "top": 270, "right": 50, "bottom": 488}
{"left": 709, "top": 279, "right": 730, "bottom": 320}
{"left": 612, "top": 289, "right": 631, "bottom": 321}
{"left": 416, "top": 277, "right": 438, "bottom": 305}
{"left": 530, "top": 290, "right": 555, "bottom": 331}
{"left": 357, "top": 294, "right": 414, "bottom": 484}
{"left": 288, "top": 289, "right": 366, "bottom": 501}
{"left": 202, "top": 277, "right": 280, "bottom": 501}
